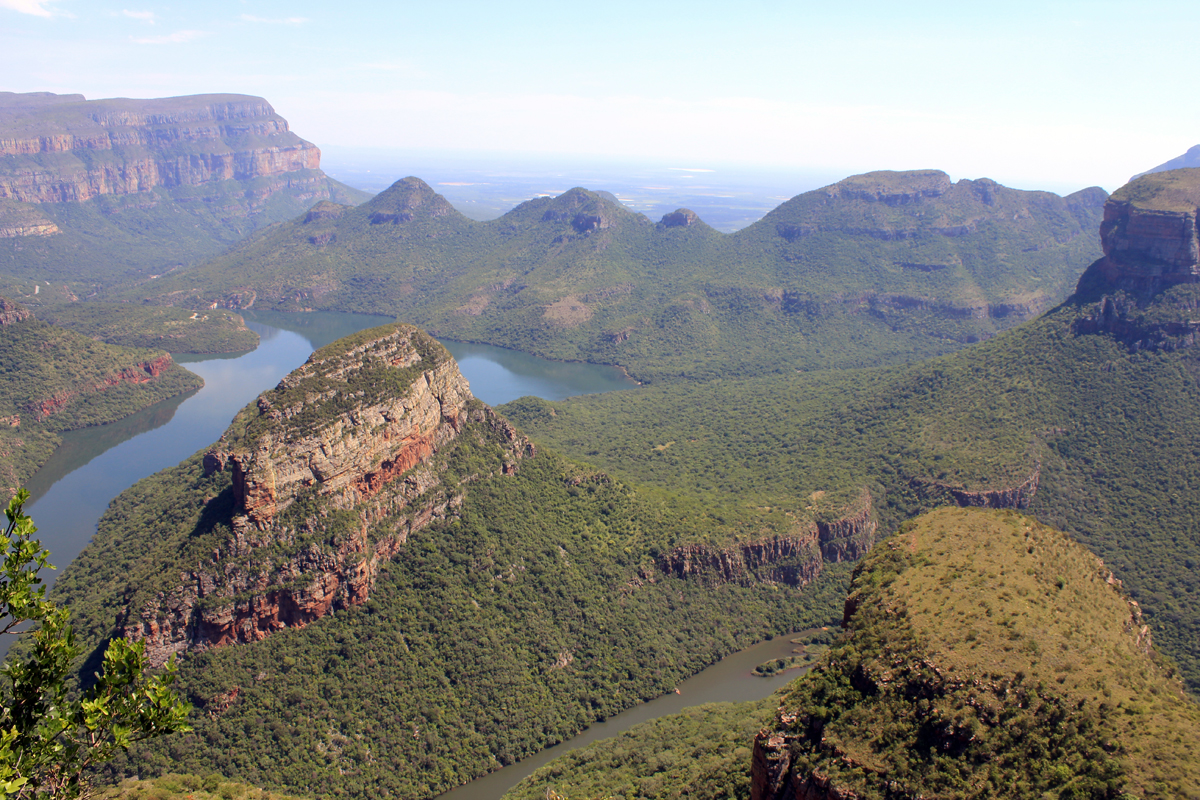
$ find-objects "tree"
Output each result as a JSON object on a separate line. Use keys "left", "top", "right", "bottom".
{"left": 0, "top": 490, "right": 191, "bottom": 799}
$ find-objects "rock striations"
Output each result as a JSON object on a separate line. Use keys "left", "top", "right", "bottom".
{"left": 122, "top": 323, "right": 534, "bottom": 666}
{"left": 1073, "top": 168, "right": 1200, "bottom": 349}
{"left": 657, "top": 489, "right": 877, "bottom": 589}
{"left": 0, "top": 92, "right": 319, "bottom": 205}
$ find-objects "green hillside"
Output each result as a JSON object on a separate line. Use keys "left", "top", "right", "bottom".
{"left": 769, "top": 507, "right": 1200, "bottom": 799}
{"left": 502, "top": 509, "right": 1200, "bottom": 800}
{"left": 503, "top": 293, "right": 1200, "bottom": 693}
{"left": 43, "top": 324, "right": 852, "bottom": 800}
{"left": 129, "top": 172, "right": 1106, "bottom": 382}
{"left": 0, "top": 298, "right": 203, "bottom": 490}
{"left": 35, "top": 302, "right": 258, "bottom": 353}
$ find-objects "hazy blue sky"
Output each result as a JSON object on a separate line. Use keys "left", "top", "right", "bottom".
{"left": 1, "top": 0, "right": 1195, "bottom": 194}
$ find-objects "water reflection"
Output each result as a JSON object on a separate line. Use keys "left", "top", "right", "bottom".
{"left": 441, "top": 340, "right": 637, "bottom": 406}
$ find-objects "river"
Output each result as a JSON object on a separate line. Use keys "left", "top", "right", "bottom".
{"left": 19, "top": 312, "right": 806, "bottom": 800}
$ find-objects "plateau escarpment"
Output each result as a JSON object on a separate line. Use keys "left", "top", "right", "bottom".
{"left": 117, "top": 324, "right": 534, "bottom": 665}
{"left": 130, "top": 169, "right": 1105, "bottom": 382}
{"left": 657, "top": 489, "right": 878, "bottom": 587}
{"left": 1073, "top": 168, "right": 1200, "bottom": 350}
{"left": 0, "top": 92, "right": 369, "bottom": 288}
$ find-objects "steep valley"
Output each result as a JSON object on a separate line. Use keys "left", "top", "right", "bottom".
{"left": 16, "top": 163, "right": 1200, "bottom": 799}
{"left": 50, "top": 323, "right": 857, "bottom": 798}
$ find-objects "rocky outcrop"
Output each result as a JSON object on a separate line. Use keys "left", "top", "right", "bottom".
{"left": 657, "top": 491, "right": 876, "bottom": 587}
{"left": 1073, "top": 169, "right": 1200, "bottom": 300}
{"left": 658, "top": 208, "right": 702, "bottom": 228}
{"left": 123, "top": 324, "right": 534, "bottom": 666}
{"left": 911, "top": 463, "right": 1040, "bottom": 510}
{"left": 0, "top": 92, "right": 324, "bottom": 206}
{"left": 0, "top": 296, "right": 31, "bottom": 326}
{"left": 27, "top": 354, "right": 175, "bottom": 422}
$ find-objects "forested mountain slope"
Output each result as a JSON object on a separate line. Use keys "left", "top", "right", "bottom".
{"left": 50, "top": 323, "right": 858, "bottom": 799}
{"left": 509, "top": 509, "right": 1200, "bottom": 800}
{"left": 130, "top": 171, "right": 1106, "bottom": 382}
{"left": 0, "top": 295, "right": 203, "bottom": 490}
{"left": 505, "top": 168, "right": 1200, "bottom": 694}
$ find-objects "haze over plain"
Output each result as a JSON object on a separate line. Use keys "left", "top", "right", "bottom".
{"left": 1, "top": 0, "right": 1197, "bottom": 198}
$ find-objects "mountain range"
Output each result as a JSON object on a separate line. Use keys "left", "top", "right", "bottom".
{"left": 128, "top": 170, "right": 1107, "bottom": 382}
{"left": 5, "top": 89, "right": 1200, "bottom": 800}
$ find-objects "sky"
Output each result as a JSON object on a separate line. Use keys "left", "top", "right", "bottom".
{"left": 1, "top": 0, "right": 1197, "bottom": 195}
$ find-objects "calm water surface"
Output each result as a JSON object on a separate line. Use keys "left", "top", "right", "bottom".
{"left": 23, "top": 313, "right": 636, "bottom": 590}
{"left": 20, "top": 313, "right": 795, "bottom": 795}
{"left": 439, "top": 633, "right": 816, "bottom": 800}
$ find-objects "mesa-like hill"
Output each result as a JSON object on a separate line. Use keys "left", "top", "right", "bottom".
{"left": 130, "top": 171, "right": 1106, "bottom": 381}
{"left": 0, "top": 92, "right": 369, "bottom": 294}
{"left": 504, "top": 167, "right": 1200, "bottom": 693}
{"left": 0, "top": 296, "right": 203, "bottom": 491}
{"left": 505, "top": 509, "right": 1200, "bottom": 800}
{"left": 755, "top": 507, "right": 1200, "bottom": 799}
{"left": 52, "top": 323, "right": 857, "bottom": 799}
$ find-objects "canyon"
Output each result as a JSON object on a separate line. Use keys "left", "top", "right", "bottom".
{"left": 122, "top": 324, "right": 536, "bottom": 666}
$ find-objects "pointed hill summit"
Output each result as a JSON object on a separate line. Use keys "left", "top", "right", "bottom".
{"left": 132, "top": 170, "right": 1107, "bottom": 382}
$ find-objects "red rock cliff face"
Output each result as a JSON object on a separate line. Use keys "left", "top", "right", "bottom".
{"left": 27, "top": 354, "right": 176, "bottom": 422}
{"left": 0, "top": 93, "right": 322, "bottom": 204}
{"left": 1075, "top": 169, "right": 1200, "bottom": 298}
{"left": 657, "top": 490, "right": 877, "bottom": 589}
{"left": 123, "top": 325, "right": 534, "bottom": 666}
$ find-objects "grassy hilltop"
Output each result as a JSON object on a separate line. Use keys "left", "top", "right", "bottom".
{"left": 506, "top": 509, "right": 1200, "bottom": 800}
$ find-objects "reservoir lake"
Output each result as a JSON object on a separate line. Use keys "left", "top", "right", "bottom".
{"left": 22, "top": 311, "right": 808, "bottom": 800}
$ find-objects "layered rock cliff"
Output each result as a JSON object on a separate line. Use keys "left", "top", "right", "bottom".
{"left": 121, "top": 323, "right": 534, "bottom": 666}
{"left": 0, "top": 92, "right": 320, "bottom": 204}
{"left": 1072, "top": 169, "right": 1200, "bottom": 349}
{"left": 657, "top": 490, "right": 876, "bottom": 588}
{"left": 1074, "top": 168, "right": 1200, "bottom": 299}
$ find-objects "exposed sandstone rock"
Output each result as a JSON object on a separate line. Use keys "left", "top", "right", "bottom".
{"left": 1074, "top": 168, "right": 1200, "bottom": 300}
{"left": 0, "top": 296, "right": 31, "bottom": 326}
{"left": 26, "top": 354, "right": 175, "bottom": 422}
{"left": 0, "top": 92, "right": 325, "bottom": 207}
{"left": 658, "top": 208, "right": 701, "bottom": 228}
{"left": 657, "top": 490, "right": 876, "bottom": 587}
{"left": 911, "top": 463, "right": 1041, "bottom": 510}
{"left": 123, "top": 324, "right": 534, "bottom": 666}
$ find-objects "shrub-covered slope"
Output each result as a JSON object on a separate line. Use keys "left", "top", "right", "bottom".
{"left": 504, "top": 297, "right": 1200, "bottom": 695}
{"left": 130, "top": 171, "right": 1105, "bottom": 382}
{"left": 49, "top": 324, "right": 853, "bottom": 800}
{"left": 0, "top": 296, "right": 203, "bottom": 490}
{"left": 35, "top": 302, "right": 258, "bottom": 353}
{"left": 759, "top": 507, "right": 1200, "bottom": 799}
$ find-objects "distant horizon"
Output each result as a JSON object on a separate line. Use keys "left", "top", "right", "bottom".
{"left": 2, "top": 0, "right": 1195, "bottom": 198}
{"left": 316, "top": 145, "right": 1114, "bottom": 232}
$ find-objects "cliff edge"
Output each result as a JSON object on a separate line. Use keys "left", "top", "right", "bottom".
{"left": 120, "top": 323, "right": 534, "bottom": 665}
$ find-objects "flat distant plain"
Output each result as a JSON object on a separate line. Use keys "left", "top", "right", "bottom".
{"left": 319, "top": 147, "right": 847, "bottom": 232}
